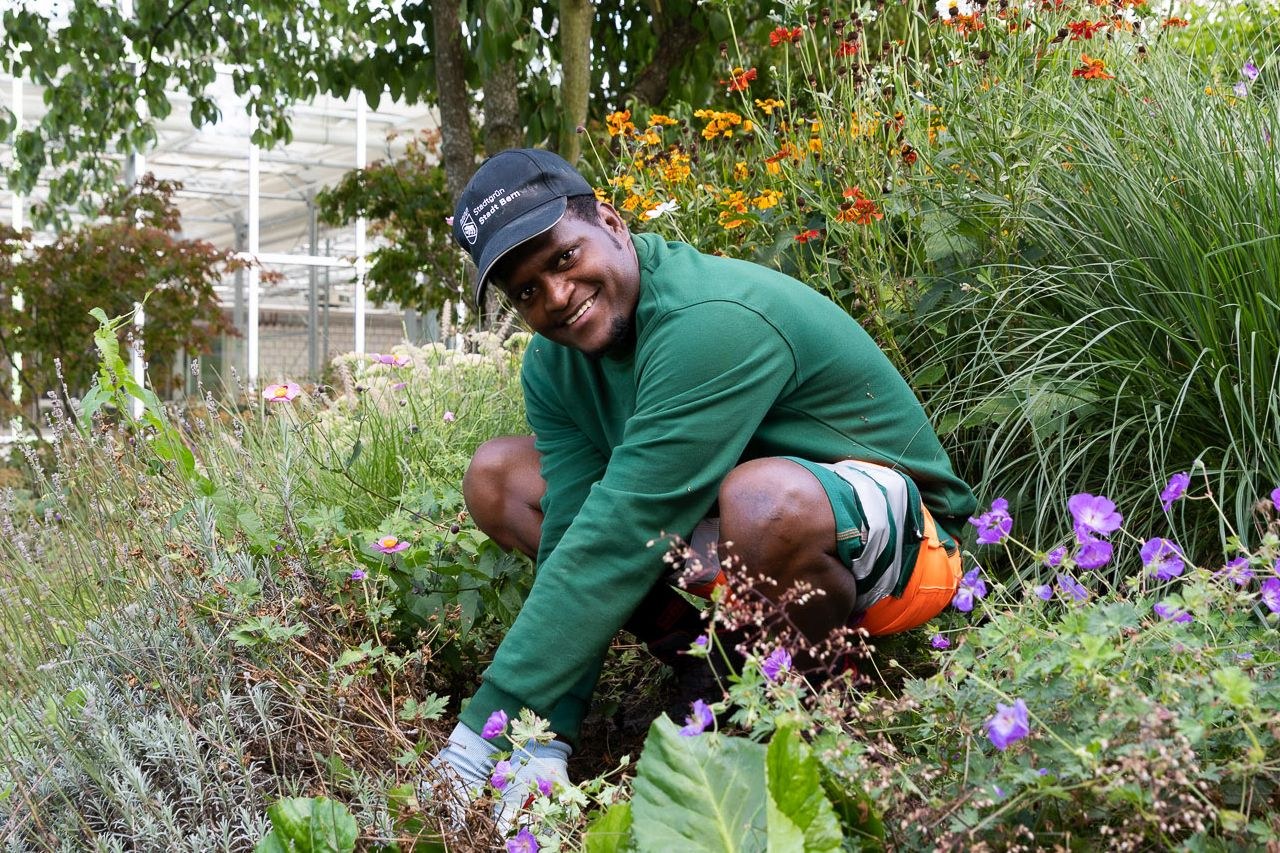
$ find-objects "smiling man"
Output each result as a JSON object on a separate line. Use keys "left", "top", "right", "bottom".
{"left": 428, "top": 148, "right": 976, "bottom": 822}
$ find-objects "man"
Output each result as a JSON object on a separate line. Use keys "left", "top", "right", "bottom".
{"left": 429, "top": 148, "right": 976, "bottom": 818}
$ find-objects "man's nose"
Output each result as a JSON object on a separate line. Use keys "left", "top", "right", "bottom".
{"left": 543, "top": 276, "right": 573, "bottom": 311}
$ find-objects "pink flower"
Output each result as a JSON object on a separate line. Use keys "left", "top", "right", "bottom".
{"left": 370, "top": 352, "right": 411, "bottom": 367}
{"left": 372, "top": 535, "right": 410, "bottom": 554}
{"left": 443, "top": 411, "right": 457, "bottom": 423}
{"left": 263, "top": 382, "right": 302, "bottom": 402}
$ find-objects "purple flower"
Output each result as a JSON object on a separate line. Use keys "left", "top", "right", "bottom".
{"left": 1044, "top": 546, "right": 1067, "bottom": 568}
{"left": 1218, "top": 556, "right": 1253, "bottom": 587}
{"left": 679, "top": 699, "right": 715, "bottom": 736}
{"left": 1243, "top": 60, "right": 1260, "bottom": 82}
{"left": 1153, "top": 600, "right": 1193, "bottom": 623}
{"left": 1056, "top": 572, "right": 1088, "bottom": 603}
{"left": 490, "top": 760, "right": 515, "bottom": 792}
{"left": 1034, "top": 584, "right": 1053, "bottom": 601}
{"left": 968, "top": 497, "right": 1013, "bottom": 545}
{"left": 761, "top": 647, "right": 792, "bottom": 681}
{"left": 985, "top": 698, "right": 1030, "bottom": 751}
{"left": 481, "top": 709, "right": 508, "bottom": 740}
{"left": 1271, "top": 486, "right": 1280, "bottom": 510}
{"left": 1234, "top": 81, "right": 1250, "bottom": 98}
{"left": 1075, "top": 537, "right": 1114, "bottom": 571}
{"left": 1160, "top": 472, "right": 1190, "bottom": 512}
{"left": 1261, "top": 577, "right": 1280, "bottom": 613}
{"left": 506, "top": 828, "right": 540, "bottom": 853}
{"left": 694, "top": 634, "right": 709, "bottom": 648}
{"left": 535, "top": 776, "right": 554, "bottom": 798}
{"left": 951, "top": 566, "right": 988, "bottom": 612}
{"left": 350, "top": 569, "right": 367, "bottom": 581}
{"left": 1141, "top": 538, "right": 1185, "bottom": 581}
{"left": 1068, "top": 493, "right": 1123, "bottom": 542}
{"left": 930, "top": 633, "right": 951, "bottom": 649}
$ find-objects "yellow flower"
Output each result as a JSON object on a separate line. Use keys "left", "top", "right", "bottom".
{"left": 721, "top": 190, "right": 750, "bottom": 212}
{"left": 808, "top": 136, "right": 823, "bottom": 154}
{"left": 648, "top": 114, "right": 680, "bottom": 126}
{"left": 622, "top": 193, "right": 645, "bottom": 212}
{"left": 656, "top": 150, "right": 692, "bottom": 183}
{"left": 752, "top": 189, "right": 783, "bottom": 210}
{"left": 593, "top": 187, "right": 609, "bottom": 202}
{"left": 718, "top": 210, "right": 748, "bottom": 229}
{"left": 608, "top": 174, "right": 636, "bottom": 191}
{"left": 694, "top": 109, "right": 746, "bottom": 140}
{"left": 754, "top": 98, "right": 785, "bottom": 115}
{"left": 639, "top": 128, "right": 662, "bottom": 146}
{"left": 734, "top": 161, "right": 749, "bottom": 181}
{"left": 766, "top": 160, "right": 781, "bottom": 176}
{"left": 606, "top": 110, "right": 636, "bottom": 137}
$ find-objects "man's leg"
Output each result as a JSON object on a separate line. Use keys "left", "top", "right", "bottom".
{"left": 717, "top": 457, "right": 859, "bottom": 645}
{"left": 463, "top": 435, "right": 545, "bottom": 558}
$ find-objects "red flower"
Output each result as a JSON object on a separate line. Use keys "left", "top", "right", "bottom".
{"left": 836, "top": 188, "right": 883, "bottom": 225}
{"left": 1067, "top": 19, "right": 1108, "bottom": 40}
{"left": 836, "top": 39, "right": 859, "bottom": 57}
{"left": 901, "top": 144, "right": 918, "bottom": 166}
{"left": 770, "top": 26, "right": 804, "bottom": 46}
{"left": 724, "top": 67, "right": 758, "bottom": 92}
{"left": 1162, "top": 16, "right": 1189, "bottom": 27}
{"left": 794, "top": 229, "right": 822, "bottom": 243}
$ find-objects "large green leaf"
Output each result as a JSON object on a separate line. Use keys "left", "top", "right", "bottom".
{"left": 630, "top": 716, "right": 767, "bottom": 852}
{"left": 584, "top": 801, "right": 634, "bottom": 852}
{"left": 765, "top": 725, "right": 842, "bottom": 852}
{"left": 255, "top": 797, "right": 358, "bottom": 853}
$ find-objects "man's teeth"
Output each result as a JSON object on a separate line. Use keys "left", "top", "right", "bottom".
{"left": 566, "top": 296, "right": 595, "bottom": 325}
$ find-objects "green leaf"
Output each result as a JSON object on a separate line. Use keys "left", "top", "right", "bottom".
{"left": 765, "top": 725, "right": 842, "bottom": 852}
{"left": 821, "top": 773, "right": 885, "bottom": 845}
{"left": 260, "top": 797, "right": 358, "bottom": 853}
{"left": 1212, "top": 666, "right": 1254, "bottom": 709}
{"left": 630, "top": 716, "right": 767, "bottom": 852}
{"left": 585, "top": 801, "right": 634, "bottom": 852}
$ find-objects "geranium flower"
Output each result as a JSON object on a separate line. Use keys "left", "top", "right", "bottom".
{"left": 1153, "top": 601, "right": 1193, "bottom": 623}
{"left": 930, "top": 633, "right": 951, "bottom": 649}
{"left": 1068, "top": 493, "right": 1123, "bottom": 541}
{"left": 350, "top": 569, "right": 367, "bottom": 581}
{"left": 1261, "top": 577, "right": 1280, "bottom": 613}
{"left": 968, "top": 497, "right": 1013, "bottom": 545}
{"left": 490, "top": 760, "right": 516, "bottom": 792}
{"left": 535, "top": 776, "right": 554, "bottom": 798}
{"left": 263, "top": 382, "right": 302, "bottom": 402}
{"left": 1244, "top": 60, "right": 1261, "bottom": 82}
{"left": 1057, "top": 573, "right": 1089, "bottom": 603}
{"left": 481, "top": 709, "right": 508, "bottom": 740}
{"left": 985, "top": 698, "right": 1030, "bottom": 750}
{"left": 679, "top": 699, "right": 714, "bottom": 736}
{"left": 507, "top": 829, "right": 539, "bottom": 853}
{"left": 372, "top": 535, "right": 410, "bottom": 555}
{"left": 1141, "top": 537, "right": 1185, "bottom": 580}
{"left": 1218, "top": 556, "right": 1254, "bottom": 587}
{"left": 1034, "top": 584, "right": 1053, "bottom": 600}
{"left": 1072, "top": 54, "right": 1115, "bottom": 80}
{"left": 1075, "top": 537, "right": 1113, "bottom": 570}
{"left": 1044, "top": 546, "right": 1067, "bottom": 568}
{"left": 769, "top": 25, "right": 803, "bottom": 46}
{"left": 1271, "top": 486, "right": 1280, "bottom": 509}
{"left": 952, "top": 566, "right": 987, "bottom": 612}
{"left": 1160, "top": 472, "right": 1190, "bottom": 512}
{"left": 761, "top": 647, "right": 792, "bottom": 681}
{"left": 794, "top": 229, "right": 822, "bottom": 243}
{"left": 1235, "top": 82, "right": 1249, "bottom": 98}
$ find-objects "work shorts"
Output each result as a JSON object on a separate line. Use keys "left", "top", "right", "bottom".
{"left": 670, "top": 458, "right": 963, "bottom": 637}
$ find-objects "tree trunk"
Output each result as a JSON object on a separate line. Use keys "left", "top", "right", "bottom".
{"left": 430, "top": 0, "right": 476, "bottom": 202}
{"left": 482, "top": 59, "right": 521, "bottom": 155}
{"left": 557, "top": 0, "right": 592, "bottom": 164}
{"left": 629, "top": 14, "right": 706, "bottom": 106}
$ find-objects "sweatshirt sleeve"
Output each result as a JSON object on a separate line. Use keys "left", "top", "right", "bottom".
{"left": 460, "top": 302, "right": 797, "bottom": 740}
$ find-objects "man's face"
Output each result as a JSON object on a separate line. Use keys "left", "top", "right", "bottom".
{"left": 492, "top": 201, "right": 641, "bottom": 359}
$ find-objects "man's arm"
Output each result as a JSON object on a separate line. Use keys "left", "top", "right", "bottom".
{"left": 459, "top": 302, "right": 797, "bottom": 741}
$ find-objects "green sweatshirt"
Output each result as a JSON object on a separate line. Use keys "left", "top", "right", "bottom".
{"left": 460, "top": 233, "right": 976, "bottom": 744}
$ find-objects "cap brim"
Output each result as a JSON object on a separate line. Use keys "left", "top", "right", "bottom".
{"left": 473, "top": 196, "right": 569, "bottom": 305}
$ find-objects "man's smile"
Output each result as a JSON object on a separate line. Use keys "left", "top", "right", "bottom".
{"left": 563, "top": 294, "right": 596, "bottom": 326}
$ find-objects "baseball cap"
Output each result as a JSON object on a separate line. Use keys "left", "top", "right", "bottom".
{"left": 452, "top": 148, "right": 594, "bottom": 304}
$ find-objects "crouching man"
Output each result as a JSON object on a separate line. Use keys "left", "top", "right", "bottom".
{"left": 427, "top": 148, "right": 976, "bottom": 821}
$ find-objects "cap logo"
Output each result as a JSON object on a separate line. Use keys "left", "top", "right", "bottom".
{"left": 460, "top": 209, "right": 478, "bottom": 245}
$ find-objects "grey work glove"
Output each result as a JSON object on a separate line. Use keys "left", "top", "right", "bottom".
{"left": 493, "top": 738, "right": 572, "bottom": 832}
{"left": 424, "top": 722, "right": 500, "bottom": 822}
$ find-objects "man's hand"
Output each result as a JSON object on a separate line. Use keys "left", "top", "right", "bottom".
{"left": 424, "top": 722, "right": 500, "bottom": 820}
{"left": 494, "top": 739, "right": 572, "bottom": 831}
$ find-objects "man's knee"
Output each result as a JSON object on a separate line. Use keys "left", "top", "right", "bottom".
{"left": 463, "top": 436, "right": 539, "bottom": 524}
{"left": 718, "top": 457, "right": 832, "bottom": 540}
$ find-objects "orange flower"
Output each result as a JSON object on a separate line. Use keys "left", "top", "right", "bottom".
{"left": 794, "top": 229, "right": 822, "bottom": 243}
{"left": 724, "top": 67, "right": 758, "bottom": 93}
{"left": 836, "top": 39, "right": 859, "bottom": 57}
{"left": 835, "top": 197, "right": 883, "bottom": 226}
{"left": 769, "top": 25, "right": 803, "bottom": 46}
{"left": 1072, "top": 54, "right": 1115, "bottom": 80}
{"left": 1067, "top": 19, "right": 1107, "bottom": 40}
{"left": 606, "top": 110, "right": 635, "bottom": 137}
{"left": 718, "top": 210, "right": 749, "bottom": 230}
{"left": 647, "top": 114, "right": 680, "bottom": 126}
{"left": 1162, "top": 16, "right": 1189, "bottom": 27}
{"left": 943, "top": 13, "right": 985, "bottom": 36}
{"left": 754, "top": 98, "right": 786, "bottom": 116}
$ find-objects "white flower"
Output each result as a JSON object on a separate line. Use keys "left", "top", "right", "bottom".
{"left": 642, "top": 199, "right": 679, "bottom": 220}
{"left": 935, "top": 0, "right": 974, "bottom": 17}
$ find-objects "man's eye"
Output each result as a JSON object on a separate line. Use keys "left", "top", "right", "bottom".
{"left": 517, "top": 284, "right": 537, "bottom": 302}
{"left": 557, "top": 248, "right": 577, "bottom": 267}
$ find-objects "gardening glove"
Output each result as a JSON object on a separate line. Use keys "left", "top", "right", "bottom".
{"left": 493, "top": 738, "right": 572, "bottom": 832}
{"left": 424, "top": 722, "right": 500, "bottom": 824}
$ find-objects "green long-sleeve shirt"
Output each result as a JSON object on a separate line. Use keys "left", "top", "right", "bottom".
{"left": 460, "top": 233, "right": 975, "bottom": 743}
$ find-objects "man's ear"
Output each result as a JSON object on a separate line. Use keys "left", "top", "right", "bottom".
{"left": 596, "top": 200, "right": 628, "bottom": 236}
